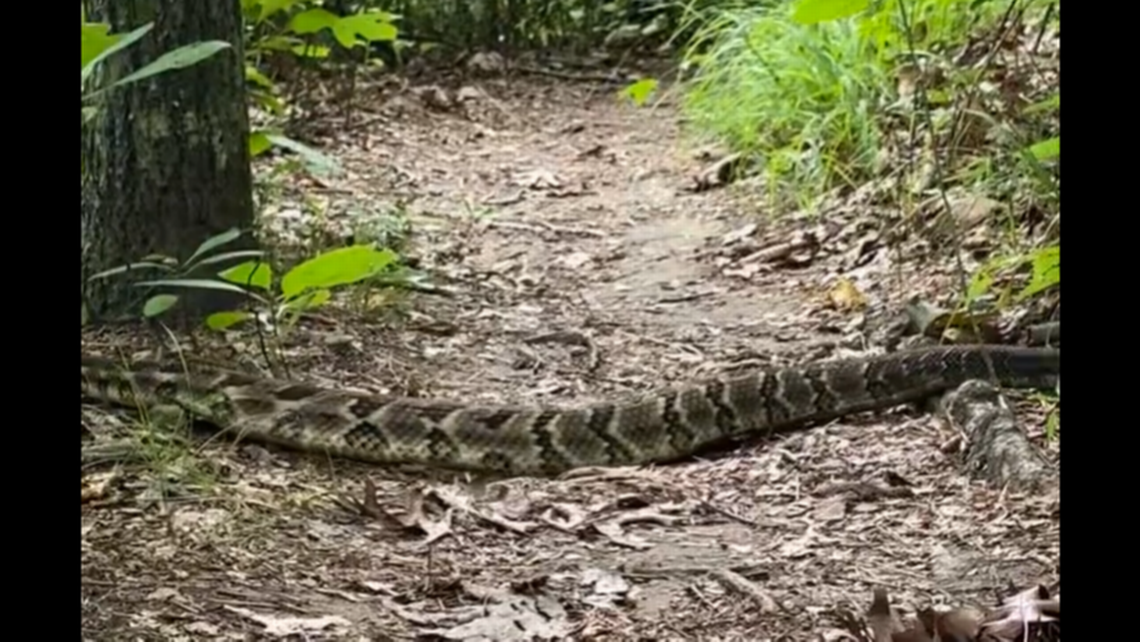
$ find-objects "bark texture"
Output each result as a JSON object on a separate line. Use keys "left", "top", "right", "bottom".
{"left": 82, "top": 0, "right": 253, "bottom": 322}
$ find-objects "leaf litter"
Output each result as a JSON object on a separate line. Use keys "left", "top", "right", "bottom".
{"left": 82, "top": 72, "right": 1058, "bottom": 640}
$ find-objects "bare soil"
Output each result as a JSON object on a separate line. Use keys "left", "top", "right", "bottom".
{"left": 81, "top": 76, "right": 1059, "bottom": 641}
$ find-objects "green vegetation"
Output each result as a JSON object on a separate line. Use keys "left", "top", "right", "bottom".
{"left": 81, "top": 0, "right": 1060, "bottom": 329}
{"left": 81, "top": 3, "right": 1059, "bottom": 635}
{"left": 679, "top": 0, "right": 1057, "bottom": 205}
{"left": 675, "top": 0, "right": 1058, "bottom": 328}
{"left": 81, "top": 0, "right": 1060, "bottom": 342}
{"left": 681, "top": 6, "right": 888, "bottom": 206}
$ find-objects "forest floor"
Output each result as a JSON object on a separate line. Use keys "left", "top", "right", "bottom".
{"left": 81, "top": 73, "right": 1059, "bottom": 640}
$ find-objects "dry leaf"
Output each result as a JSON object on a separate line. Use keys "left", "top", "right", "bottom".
{"left": 829, "top": 278, "right": 868, "bottom": 312}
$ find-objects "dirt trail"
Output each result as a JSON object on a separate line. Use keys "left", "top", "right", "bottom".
{"left": 81, "top": 79, "right": 1059, "bottom": 640}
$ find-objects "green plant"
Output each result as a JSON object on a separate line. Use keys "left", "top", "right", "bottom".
{"left": 677, "top": 0, "right": 1056, "bottom": 211}
{"left": 964, "top": 242, "right": 1058, "bottom": 309}
{"left": 83, "top": 3, "right": 398, "bottom": 179}
{"left": 788, "top": 0, "right": 1059, "bottom": 277}
{"left": 84, "top": 228, "right": 265, "bottom": 321}
{"left": 240, "top": 0, "right": 398, "bottom": 173}
{"left": 86, "top": 229, "right": 406, "bottom": 336}
{"left": 680, "top": 3, "right": 888, "bottom": 207}
{"left": 248, "top": 129, "right": 342, "bottom": 176}
{"left": 1023, "top": 92, "right": 1059, "bottom": 164}
{"left": 82, "top": 20, "right": 231, "bottom": 126}
{"left": 242, "top": 0, "right": 399, "bottom": 67}
{"left": 623, "top": 78, "right": 660, "bottom": 107}
{"left": 209, "top": 242, "right": 400, "bottom": 331}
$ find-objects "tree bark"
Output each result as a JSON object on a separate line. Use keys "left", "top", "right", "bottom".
{"left": 82, "top": 0, "right": 253, "bottom": 323}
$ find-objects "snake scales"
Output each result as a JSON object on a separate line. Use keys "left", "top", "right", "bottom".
{"left": 81, "top": 345, "right": 1059, "bottom": 476}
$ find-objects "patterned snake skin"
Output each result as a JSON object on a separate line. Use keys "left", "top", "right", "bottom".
{"left": 81, "top": 345, "right": 1059, "bottom": 476}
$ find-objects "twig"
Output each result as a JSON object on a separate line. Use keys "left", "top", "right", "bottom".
{"left": 699, "top": 500, "right": 759, "bottom": 527}
{"left": 710, "top": 568, "right": 782, "bottom": 614}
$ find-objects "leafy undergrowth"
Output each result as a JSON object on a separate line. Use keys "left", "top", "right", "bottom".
{"left": 681, "top": 4, "right": 889, "bottom": 208}
{"left": 678, "top": 0, "right": 1058, "bottom": 211}
{"left": 82, "top": 75, "right": 1058, "bottom": 639}
{"left": 674, "top": 0, "right": 1059, "bottom": 364}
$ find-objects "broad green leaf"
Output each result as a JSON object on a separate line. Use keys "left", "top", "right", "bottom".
{"left": 792, "top": 0, "right": 869, "bottom": 24}
{"left": 265, "top": 133, "right": 341, "bottom": 176}
{"left": 81, "top": 22, "right": 120, "bottom": 70}
{"left": 206, "top": 310, "right": 253, "bottom": 330}
{"left": 81, "top": 22, "right": 153, "bottom": 87}
{"left": 622, "top": 78, "right": 658, "bottom": 107}
{"left": 1018, "top": 245, "right": 1059, "bottom": 299}
{"left": 332, "top": 13, "right": 399, "bottom": 47}
{"left": 250, "top": 130, "right": 273, "bottom": 156}
{"left": 87, "top": 261, "right": 174, "bottom": 281}
{"left": 185, "top": 228, "right": 243, "bottom": 267}
{"left": 143, "top": 294, "right": 179, "bottom": 317}
{"left": 1030, "top": 246, "right": 1060, "bottom": 286}
{"left": 249, "top": 129, "right": 271, "bottom": 156}
{"left": 281, "top": 246, "right": 396, "bottom": 299}
{"left": 219, "top": 260, "right": 273, "bottom": 290}
{"left": 290, "top": 8, "right": 340, "bottom": 34}
{"left": 1029, "top": 136, "right": 1059, "bottom": 160}
{"left": 281, "top": 288, "right": 332, "bottom": 314}
{"left": 258, "top": 0, "right": 302, "bottom": 22}
{"left": 109, "top": 41, "right": 232, "bottom": 90}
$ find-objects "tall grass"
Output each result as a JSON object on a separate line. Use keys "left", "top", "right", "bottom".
{"left": 677, "top": 0, "right": 1055, "bottom": 211}
{"left": 680, "top": 4, "right": 889, "bottom": 208}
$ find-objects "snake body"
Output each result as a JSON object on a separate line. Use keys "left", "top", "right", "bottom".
{"left": 81, "top": 345, "right": 1059, "bottom": 476}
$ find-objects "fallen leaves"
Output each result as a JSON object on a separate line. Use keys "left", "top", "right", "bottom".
{"left": 843, "top": 585, "right": 1059, "bottom": 642}
{"left": 82, "top": 64, "right": 1059, "bottom": 640}
{"left": 418, "top": 585, "right": 571, "bottom": 641}
{"left": 224, "top": 606, "right": 352, "bottom": 637}
{"left": 347, "top": 479, "right": 708, "bottom": 551}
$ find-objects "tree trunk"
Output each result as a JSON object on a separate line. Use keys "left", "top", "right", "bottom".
{"left": 82, "top": 0, "right": 253, "bottom": 324}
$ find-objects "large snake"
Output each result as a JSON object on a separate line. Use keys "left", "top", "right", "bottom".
{"left": 81, "top": 345, "right": 1059, "bottom": 476}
